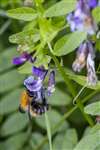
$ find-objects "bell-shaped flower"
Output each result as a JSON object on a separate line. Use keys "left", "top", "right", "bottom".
{"left": 32, "top": 66, "right": 48, "bottom": 80}
{"left": 24, "top": 76, "right": 43, "bottom": 92}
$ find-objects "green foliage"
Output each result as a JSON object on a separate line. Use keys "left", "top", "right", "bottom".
{"left": 0, "top": 47, "right": 18, "bottom": 72}
{"left": 44, "top": 0, "right": 76, "bottom": 17}
{"left": 1, "top": 132, "right": 29, "bottom": 150}
{"left": 54, "top": 32, "right": 87, "bottom": 56}
{"left": 0, "top": 88, "right": 23, "bottom": 115}
{"left": 0, "top": 0, "right": 100, "bottom": 150}
{"left": 92, "top": 7, "right": 100, "bottom": 23}
{"left": 35, "top": 109, "right": 69, "bottom": 132}
{"left": 64, "top": 69, "right": 100, "bottom": 90}
{"left": 53, "top": 129, "right": 78, "bottom": 150}
{"left": 48, "top": 85, "right": 71, "bottom": 106}
{"left": 74, "top": 125, "right": 100, "bottom": 150}
{"left": 84, "top": 101, "right": 100, "bottom": 116}
{"left": 9, "top": 29, "right": 40, "bottom": 45}
{"left": 0, "top": 113, "right": 29, "bottom": 136}
{"left": 7, "top": 7, "right": 37, "bottom": 21}
{"left": 0, "top": 70, "right": 24, "bottom": 92}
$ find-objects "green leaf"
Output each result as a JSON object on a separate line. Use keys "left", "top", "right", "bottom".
{"left": 83, "top": 124, "right": 100, "bottom": 137}
{"left": 53, "top": 129, "right": 78, "bottom": 150}
{"left": 9, "top": 29, "right": 40, "bottom": 44}
{"left": 0, "top": 70, "right": 25, "bottom": 92}
{"left": 54, "top": 32, "right": 87, "bottom": 56}
{"left": 84, "top": 101, "right": 100, "bottom": 116}
{"left": 45, "top": 112, "right": 53, "bottom": 150}
{"left": 7, "top": 7, "right": 37, "bottom": 21}
{"left": 0, "top": 0, "right": 21, "bottom": 7}
{"left": 44, "top": 0, "right": 76, "bottom": 17}
{"left": 0, "top": 88, "right": 23, "bottom": 115}
{"left": 53, "top": 133, "right": 64, "bottom": 150}
{"left": 0, "top": 47, "right": 18, "bottom": 72}
{"left": 30, "top": 133, "right": 44, "bottom": 149}
{"left": 62, "top": 129, "right": 78, "bottom": 150}
{"left": 74, "top": 131, "right": 100, "bottom": 150}
{"left": 35, "top": 109, "right": 69, "bottom": 132}
{"left": 0, "top": 113, "right": 29, "bottom": 136}
{"left": 64, "top": 68, "right": 100, "bottom": 90}
{"left": 1, "top": 132, "right": 29, "bottom": 150}
{"left": 34, "top": 52, "right": 51, "bottom": 69}
{"left": 18, "top": 62, "right": 33, "bottom": 74}
{"left": 48, "top": 83, "right": 71, "bottom": 106}
{"left": 18, "top": 53, "right": 51, "bottom": 74}
{"left": 39, "top": 19, "right": 58, "bottom": 43}
{"left": 88, "top": 124, "right": 100, "bottom": 135}
{"left": 92, "top": 7, "right": 100, "bottom": 23}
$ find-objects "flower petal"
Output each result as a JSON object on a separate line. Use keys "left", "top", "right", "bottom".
{"left": 88, "top": 0, "right": 98, "bottom": 9}
{"left": 87, "top": 55, "right": 97, "bottom": 86}
{"left": 32, "top": 66, "right": 48, "bottom": 80}
{"left": 12, "top": 52, "right": 32, "bottom": 65}
{"left": 47, "top": 71, "right": 55, "bottom": 96}
{"left": 12, "top": 57, "right": 26, "bottom": 65}
{"left": 24, "top": 76, "right": 42, "bottom": 92}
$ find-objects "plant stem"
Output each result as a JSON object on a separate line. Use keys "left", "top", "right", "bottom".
{"left": 48, "top": 43, "right": 94, "bottom": 127}
{"left": 35, "top": 90, "right": 99, "bottom": 150}
{"left": 45, "top": 112, "right": 53, "bottom": 150}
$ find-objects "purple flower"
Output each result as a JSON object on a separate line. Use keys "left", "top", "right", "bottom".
{"left": 87, "top": 0, "right": 98, "bottom": 9}
{"left": 24, "top": 76, "right": 42, "bottom": 92}
{"left": 47, "top": 71, "right": 55, "bottom": 96}
{"left": 32, "top": 66, "right": 48, "bottom": 80}
{"left": 72, "top": 42, "right": 87, "bottom": 72}
{"left": 67, "top": 0, "right": 98, "bottom": 35}
{"left": 12, "top": 52, "right": 34, "bottom": 65}
{"left": 87, "top": 53, "right": 97, "bottom": 85}
{"left": 72, "top": 40, "right": 97, "bottom": 85}
{"left": 86, "top": 41, "right": 97, "bottom": 85}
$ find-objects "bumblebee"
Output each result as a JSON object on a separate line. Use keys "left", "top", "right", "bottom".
{"left": 19, "top": 89, "right": 49, "bottom": 118}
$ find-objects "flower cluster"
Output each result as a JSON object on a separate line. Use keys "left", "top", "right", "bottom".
{"left": 12, "top": 46, "right": 55, "bottom": 116}
{"left": 24, "top": 66, "right": 55, "bottom": 97}
{"left": 67, "top": 0, "right": 99, "bottom": 85}
{"left": 12, "top": 51, "right": 35, "bottom": 65}
{"left": 67, "top": 0, "right": 98, "bottom": 35}
{"left": 13, "top": 48, "right": 55, "bottom": 116}
{"left": 22, "top": 66, "right": 55, "bottom": 116}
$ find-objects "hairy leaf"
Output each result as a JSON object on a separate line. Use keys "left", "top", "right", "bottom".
{"left": 92, "top": 7, "right": 100, "bottom": 23}
{"left": 54, "top": 32, "right": 87, "bottom": 56}
{"left": 84, "top": 101, "right": 100, "bottom": 116}
{"left": 0, "top": 113, "right": 29, "bottom": 136}
{"left": 7, "top": 7, "right": 37, "bottom": 21}
{"left": 0, "top": 88, "right": 23, "bottom": 115}
{"left": 44, "top": 0, "right": 76, "bottom": 17}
